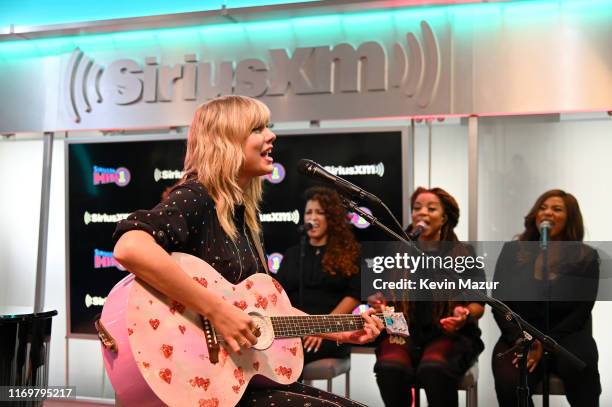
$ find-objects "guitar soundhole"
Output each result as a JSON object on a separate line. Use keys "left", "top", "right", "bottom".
{"left": 249, "top": 312, "right": 274, "bottom": 350}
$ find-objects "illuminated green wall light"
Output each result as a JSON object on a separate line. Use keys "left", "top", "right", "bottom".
{"left": 0, "top": 0, "right": 321, "bottom": 28}
{"left": 0, "top": 0, "right": 610, "bottom": 60}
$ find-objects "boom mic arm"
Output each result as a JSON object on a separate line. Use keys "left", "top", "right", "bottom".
{"left": 297, "top": 158, "right": 409, "bottom": 240}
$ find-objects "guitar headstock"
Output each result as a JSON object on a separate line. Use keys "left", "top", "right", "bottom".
{"left": 382, "top": 310, "right": 409, "bottom": 337}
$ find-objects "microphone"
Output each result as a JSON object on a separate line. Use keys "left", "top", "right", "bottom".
{"left": 408, "top": 221, "right": 426, "bottom": 241}
{"left": 297, "top": 221, "right": 315, "bottom": 234}
{"left": 297, "top": 159, "right": 381, "bottom": 204}
{"left": 539, "top": 220, "right": 552, "bottom": 249}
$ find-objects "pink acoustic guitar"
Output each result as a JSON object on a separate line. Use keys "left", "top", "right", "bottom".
{"left": 98, "top": 252, "right": 407, "bottom": 407}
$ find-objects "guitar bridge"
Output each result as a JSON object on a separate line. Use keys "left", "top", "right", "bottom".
{"left": 202, "top": 318, "right": 220, "bottom": 364}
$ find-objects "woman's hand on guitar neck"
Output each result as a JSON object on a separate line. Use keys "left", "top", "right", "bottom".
{"left": 338, "top": 308, "right": 384, "bottom": 345}
{"left": 367, "top": 292, "right": 387, "bottom": 313}
{"left": 208, "top": 301, "right": 260, "bottom": 353}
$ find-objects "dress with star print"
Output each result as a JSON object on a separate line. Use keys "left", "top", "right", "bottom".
{"left": 113, "top": 178, "right": 265, "bottom": 283}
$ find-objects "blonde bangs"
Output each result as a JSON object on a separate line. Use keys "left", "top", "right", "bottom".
{"left": 183, "top": 95, "right": 268, "bottom": 242}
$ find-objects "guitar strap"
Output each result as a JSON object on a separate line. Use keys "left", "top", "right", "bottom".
{"left": 248, "top": 227, "right": 269, "bottom": 275}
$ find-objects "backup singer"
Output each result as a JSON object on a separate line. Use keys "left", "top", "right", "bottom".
{"left": 112, "top": 95, "right": 382, "bottom": 407}
{"left": 492, "top": 189, "right": 601, "bottom": 407}
{"left": 370, "top": 187, "right": 485, "bottom": 407}
{"left": 275, "top": 186, "right": 361, "bottom": 366}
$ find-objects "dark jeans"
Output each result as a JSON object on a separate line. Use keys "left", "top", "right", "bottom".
{"left": 492, "top": 330, "right": 601, "bottom": 407}
{"left": 374, "top": 333, "right": 482, "bottom": 407}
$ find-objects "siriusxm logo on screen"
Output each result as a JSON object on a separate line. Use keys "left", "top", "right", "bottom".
{"left": 267, "top": 253, "right": 283, "bottom": 274}
{"left": 94, "top": 249, "right": 126, "bottom": 270}
{"left": 324, "top": 162, "right": 385, "bottom": 178}
{"left": 93, "top": 165, "right": 131, "bottom": 187}
{"left": 349, "top": 207, "right": 372, "bottom": 229}
{"left": 264, "top": 163, "right": 286, "bottom": 184}
{"left": 62, "top": 21, "right": 444, "bottom": 124}
{"left": 84, "top": 211, "right": 129, "bottom": 225}
{"left": 259, "top": 210, "right": 300, "bottom": 224}
{"left": 85, "top": 294, "right": 106, "bottom": 308}
{"left": 154, "top": 168, "right": 183, "bottom": 182}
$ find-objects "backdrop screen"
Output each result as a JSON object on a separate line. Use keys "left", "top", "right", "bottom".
{"left": 66, "top": 130, "right": 405, "bottom": 336}
{"left": 260, "top": 131, "right": 405, "bottom": 273}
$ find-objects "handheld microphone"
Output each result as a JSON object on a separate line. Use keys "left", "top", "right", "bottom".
{"left": 297, "top": 159, "right": 381, "bottom": 204}
{"left": 408, "top": 221, "right": 426, "bottom": 241}
{"left": 297, "top": 221, "right": 315, "bottom": 234}
{"left": 539, "top": 220, "right": 552, "bottom": 250}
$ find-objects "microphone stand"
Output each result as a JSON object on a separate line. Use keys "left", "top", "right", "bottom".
{"left": 496, "top": 331, "right": 535, "bottom": 407}
{"left": 339, "top": 196, "right": 409, "bottom": 243}
{"left": 542, "top": 238, "right": 550, "bottom": 407}
{"left": 339, "top": 196, "right": 586, "bottom": 407}
{"left": 517, "top": 335, "right": 535, "bottom": 407}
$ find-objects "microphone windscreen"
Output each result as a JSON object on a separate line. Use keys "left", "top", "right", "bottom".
{"left": 296, "top": 159, "right": 313, "bottom": 175}
{"left": 297, "top": 220, "right": 315, "bottom": 234}
{"left": 408, "top": 222, "right": 426, "bottom": 240}
{"left": 539, "top": 220, "right": 552, "bottom": 230}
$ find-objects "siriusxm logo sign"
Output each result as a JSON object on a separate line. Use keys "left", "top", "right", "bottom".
{"left": 84, "top": 211, "right": 129, "bottom": 225}
{"left": 267, "top": 253, "right": 283, "bottom": 274}
{"left": 349, "top": 207, "right": 372, "bottom": 229}
{"left": 94, "top": 249, "right": 126, "bottom": 270}
{"left": 64, "top": 49, "right": 105, "bottom": 123}
{"left": 259, "top": 210, "right": 300, "bottom": 224}
{"left": 93, "top": 166, "right": 130, "bottom": 187}
{"left": 62, "top": 21, "right": 444, "bottom": 124}
{"left": 264, "top": 163, "right": 286, "bottom": 184}
{"left": 154, "top": 168, "right": 183, "bottom": 182}
{"left": 324, "top": 162, "right": 385, "bottom": 178}
{"left": 85, "top": 294, "right": 106, "bottom": 308}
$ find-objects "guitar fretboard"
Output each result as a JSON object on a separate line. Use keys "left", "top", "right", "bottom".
{"left": 269, "top": 314, "right": 384, "bottom": 338}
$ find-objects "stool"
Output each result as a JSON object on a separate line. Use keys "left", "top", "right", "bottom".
{"left": 303, "top": 358, "right": 351, "bottom": 397}
{"left": 415, "top": 363, "right": 478, "bottom": 407}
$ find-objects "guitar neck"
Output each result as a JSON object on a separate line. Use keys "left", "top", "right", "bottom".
{"left": 269, "top": 314, "right": 385, "bottom": 338}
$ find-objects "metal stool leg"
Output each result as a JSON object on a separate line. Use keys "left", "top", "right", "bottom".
{"left": 345, "top": 368, "right": 350, "bottom": 397}
{"left": 467, "top": 382, "right": 478, "bottom": 407}
{"left": 327, "top": 378, "right": 332, "bottom": 392}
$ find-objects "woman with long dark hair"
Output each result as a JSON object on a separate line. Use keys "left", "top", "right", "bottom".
{"left": 492, "top": 189, "right": 601, "bottom": 407}
{"left": 371, "top": 186, "right": 485, "bottom": 407}
{"left": 276, "top": 186, "right": 361, "bottom": 364}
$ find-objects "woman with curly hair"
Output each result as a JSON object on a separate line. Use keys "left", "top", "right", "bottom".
{"left": 275, "top": 186, "right": 361, "bottom": 365}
